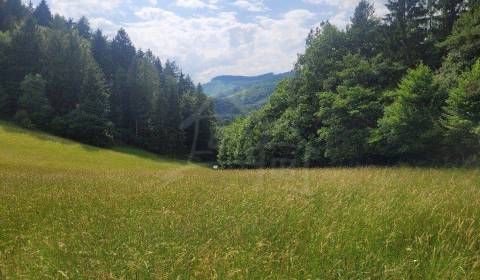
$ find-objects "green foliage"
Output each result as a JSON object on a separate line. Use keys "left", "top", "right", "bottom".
{"left": 15, "top": 74, "right": 52, "bottom": 129}
{"left": 33, "top": 0, "right": 52, "bottom": 27}
{"left": 441, "top": 5, "right": 480, "bottom": 67}
{"left": 3, "top": 17, "right": 42, "bottom": 116}
{"left": 347, "top": 0, "right": 381, "bottom": 58}
{"left": 204, "top": 72, "right": 293, "bottom": 121}
{"left": 0, "top": 0, "right": 25, "bottom": 31}
{"left": 0, "top": 0, "right": 215, "bottom": 157}
{"left": 372, "top": 64, "right": 446, "bottom": 160}
{"left": 317, "top": 86, "right": 382, "bottom": 165}
{"left": 219, "top": 1, "right": 480, "bottom": 167}
{"left": 75, "top": 16, "right": 90, "bottom": 39}
{"left": 442, "top": 59, "right": 480, "bottom": 161}
{"left": 384, "top": 0, "right": 431, "bottom": 67}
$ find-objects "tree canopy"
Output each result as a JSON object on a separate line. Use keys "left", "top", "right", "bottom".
{"left": 218, "top": 0, "right": 480, "bottom": 167}
{"left": 0, "top": 0, "right": 216, "bottom": 160}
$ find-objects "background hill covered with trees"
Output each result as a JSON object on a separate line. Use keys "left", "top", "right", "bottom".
{"left": 0, "top": 0, "right": 215, "bottom": 159}
{"left": 218, "top": 0, "right": 480, "bottom": 167}
{"left": 204, "top": 72, "right": 294, "bottom": 122}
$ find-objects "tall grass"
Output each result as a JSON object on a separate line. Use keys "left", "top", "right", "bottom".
{"left": 0, "top": 122, "right": 479, "bottom": 279}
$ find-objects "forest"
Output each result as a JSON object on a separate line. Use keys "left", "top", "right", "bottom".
{"left": 218, "top": 0, "right": 480, "bottom": 167}
{"left": 0, "top": 0, "right": 215, "bottom": 159}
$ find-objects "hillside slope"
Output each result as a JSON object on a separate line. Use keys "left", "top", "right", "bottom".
{"left": 0, "top": 121, "right": 190, "bottom": 173}
{"left": 203, "top": 72, "right": 294, "bottom": 121}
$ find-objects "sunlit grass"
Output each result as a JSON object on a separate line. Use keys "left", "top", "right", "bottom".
{"left": 0, "top": 122, "right": 479, "bottom": 279}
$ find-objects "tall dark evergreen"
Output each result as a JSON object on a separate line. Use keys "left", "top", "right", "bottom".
{"left": 433, "top": 0, "right": 466, "bottom": 40}
{"left": 384, "top": 0, "right": 430, "bottom": 67}
{"left": 348, "top": 0, "right": 381, "bottom": 58}
{"left": 111, "top": 28, "right": 136, "bottom": 71}
{"left": 33, "top": 0, "right": 52, "bottom": 27}
{"left": 76, "top": 16, "right": 91, "bottom": 39}
{"left": 2, "top": 18, "right": 42, "bottom": 116}
{"left": 1, "top": 0, "right": 24, "bottom": 31}
{"left": 91, "top": 30, "right": 112, "bottom": 81}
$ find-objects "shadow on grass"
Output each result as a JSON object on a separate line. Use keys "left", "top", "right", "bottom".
{"left": 0, "top": 121, "right": 190, "bottom": 166}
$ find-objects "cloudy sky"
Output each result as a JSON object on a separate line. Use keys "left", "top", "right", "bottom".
{"left": 27, "top": 0, "right": 388, "bottom": 83}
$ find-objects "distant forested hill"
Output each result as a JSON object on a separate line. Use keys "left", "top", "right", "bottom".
{"left": 203, "top": 72, "right": 294, "bottom": 122}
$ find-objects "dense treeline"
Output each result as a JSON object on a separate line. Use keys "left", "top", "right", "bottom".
{"left": 0, "top": 0, "right": 215, "bottom": 158}
{"left": 219, "top": 0, "right": 480, "bottom": 167}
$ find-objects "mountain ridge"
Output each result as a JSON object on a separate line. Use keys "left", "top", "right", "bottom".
{"left": 203, "top": 71, "right": 294, "bottom": 121}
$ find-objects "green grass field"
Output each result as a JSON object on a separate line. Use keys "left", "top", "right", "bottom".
{"left": 1, "top": 122, "right": 479, "bottom": 279}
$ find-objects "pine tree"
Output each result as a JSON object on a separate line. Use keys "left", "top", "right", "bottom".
{"left": 91, "top": 30, "right": 112, "bottom": 81}
{"left": 111, "top": 28, "right": 136, "bottom": 71}
{"left": 14, "top": 74, "right": 52, "bottom": 128}
{"left": 1, "top": 0, "right": 25, "bottom": 31}
{"left": 433, "top": 0, "right": 466, "bottom": 40}
{"left": 2, "top": 17, "right": 42, "bottom": 116}
{"left": 441, "top": 5, "right": 480, "bottom": 68}
{"left": 76, "top": 16, "right": 91, "bottom": 39}
{"left": 372, "top": 64, "right": 446, "bottom": 160}
{"left": 42, "top": 30, "right": 84, "bottom": 114}
{"left": 442, "top": 59, "right": 480, "bottom": 161}
{"left": 65, "top": 61, "right": 113, "bottom": 147}
{"left": 194, "top": 84, "right": 215, "bottom": 155}
{"left": 33, "top": 0, "right": 52, "bottom": 27}
{"left": 348, "top": 0, "right": 381, "bottom": 58}
{"left": 126, "top": 54, "right": 158, "bottom": 143}
{"left": 151, "top": 80, "right": 168, "bottom": 154}
{"left": 384, "top": 0, "right": 430, "bottom": 67}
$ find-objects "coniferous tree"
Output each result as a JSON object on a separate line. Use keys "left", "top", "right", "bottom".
{"left": 442, "top": 59, "right": 480, "bottom": 160}
{"left": 2, "top": 17, "right": 42, "bottom": 116}
{"left": 110, "top": 28, "right": 136, "bottom": 136}
{"left": 441, "top": 6, "right": 480, "bottom": 68}
{"left": 0, "top": 0, "right": 5, "bottom": 30}
{"left": 372, "top": 64, "right": 446, "bottom": 160}
{"left": 42, "top": 30, "right": 84, "bottom": 114}
{"left": 127, "top": 53, "right": 158, "bottom": 143}
{"left": 64, "top": 61, "right": 112, "bottom": 147}
{"left": 111, "top": 28, "right": 135, "bottom": 71}
{"left": 33, "top": 0, "right": 52, "bottom": 27}
{"left": 76, "top": 16, "right": 91, "bottom": 39}
{"left": 14, "top": 74, "right": 52, "bottom": 128}
{"left": 194, "top": 84, "right": 215, "bottom": 154}
{"left": 91, "top": 30, "right": 112, "bottom": 81}
{"left": 433, "top": 0, "right": 467, "bottom": 40}
{"left": 384, "top": 0, "right": 430, "bottom": 67}
{"left": 1, "top": 0, "right": 24, "bottom": 31}
{"left": 348, "top": 0, "right": 381, "bottom": 58}
{"left": 163, "top": 61, "right": 186, "bottom": 156}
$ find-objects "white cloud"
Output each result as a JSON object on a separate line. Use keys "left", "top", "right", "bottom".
{"left": 48, "top": 0, "right": 123, "bottom": 20}
{"left": 233, "top": 0, "right": 267, "bottom": 12}
{"left": 304, "top": 0, "right": 388, "bottom": 17}
{"left": 28, "top": 0, "right": 390, "bottom": 83}
{"left": 303, "top": 0, "right": 359, "bottom": 9}
{"left": 175, "top": 0, "right": 217, "bottom": 9}
{"left": 329, "top": 11, "right": 349, "bottom": 29}
{"left": 303, "top": 0, "right": 388, "bottom": 30}
{"left": 90, "top": 17, "right": 119, "bottom": 36}
{"left": 126, "top": 8, "right": 314, "bottom": 82}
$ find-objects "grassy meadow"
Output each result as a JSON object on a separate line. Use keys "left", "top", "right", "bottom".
{"left": 0, "top": 122, "right": 480, "bottom": 279}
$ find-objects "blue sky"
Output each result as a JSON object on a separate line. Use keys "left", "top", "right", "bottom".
{"left": 27, "top": 0, "right": 388, "bottom": 83}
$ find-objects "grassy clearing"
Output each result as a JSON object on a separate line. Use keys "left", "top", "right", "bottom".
{"left": 0, "top": 122, "right": 479, "bottom": 279}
